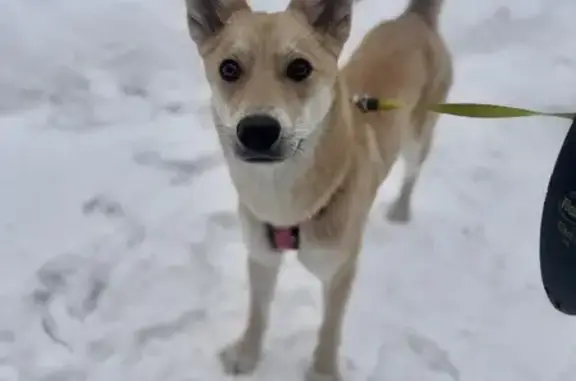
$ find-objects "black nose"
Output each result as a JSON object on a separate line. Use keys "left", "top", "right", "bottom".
{"left": 236, "top": 114, "right": 281, "bottom": 152}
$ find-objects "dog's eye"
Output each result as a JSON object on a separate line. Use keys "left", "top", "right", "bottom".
{"left": 285, "top": 58, "right": 313, "bottom": 82}
{"left": 219, "top": 59, "right": 243, "bottom": 82}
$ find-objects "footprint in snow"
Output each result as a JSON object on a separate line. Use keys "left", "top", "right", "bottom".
{"left": 132, "top": 150, "right": 222, "bottom": 185}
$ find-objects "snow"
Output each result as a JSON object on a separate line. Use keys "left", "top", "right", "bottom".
{"left": 1, "top": 0, "right": 576, "bottom": 380}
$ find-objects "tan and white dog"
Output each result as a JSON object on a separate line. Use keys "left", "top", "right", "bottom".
{"left": 184, "top": 0, "right": 452, "bottom": 379}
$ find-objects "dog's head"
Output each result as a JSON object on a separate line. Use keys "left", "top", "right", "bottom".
{"left": 186, "top": 0, "right": 353, "bottom": 163}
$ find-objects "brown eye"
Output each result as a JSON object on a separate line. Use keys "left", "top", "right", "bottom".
{"left": 219, "top": 58, "right": 243, "bottom": 82}
{"left": 286, "top": 58, "right": 313, "bottom": 82}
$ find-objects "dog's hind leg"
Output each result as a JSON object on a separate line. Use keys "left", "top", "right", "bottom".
{"left": 218, "top": 205, "right": 283, "bottom": 375}
{"left": 387, "top": 112, "right": 437, "bottom": 223}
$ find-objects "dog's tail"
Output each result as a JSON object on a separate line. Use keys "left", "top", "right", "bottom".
{"left": 405, "top": 0, "right": 444, "bottom": 27}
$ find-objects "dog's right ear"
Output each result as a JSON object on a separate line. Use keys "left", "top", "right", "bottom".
{"left": 185, "top": 0, "right": 250, "bottom": 45}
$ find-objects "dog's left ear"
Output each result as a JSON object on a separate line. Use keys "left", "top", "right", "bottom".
{"left": 185, "top": 0, "right": 250, "bottom": 45}
{"left": 287, "top": 0, "right": 353, "bottom": 51}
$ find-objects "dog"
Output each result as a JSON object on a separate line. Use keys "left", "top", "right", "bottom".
{"left": 184, "top": 0, "right": 452, "bottom": 379}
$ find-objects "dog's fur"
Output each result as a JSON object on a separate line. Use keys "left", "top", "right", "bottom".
{"left": 184, "top": 0, "right": 452, "bottom": 379}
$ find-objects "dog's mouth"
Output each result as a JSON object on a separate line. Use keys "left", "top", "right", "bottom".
{"left": 235, "top": 148, "right": 285, "bottom": 163}
{"left": 233, "top": 139, "right": 304, "bottom": 164}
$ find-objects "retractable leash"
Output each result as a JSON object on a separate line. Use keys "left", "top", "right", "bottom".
{"left": 540, "top": 115, "right": 576, "bottom": 315}
{"left": 353, "top": 95, "right": 575, "bottom": 119}
{"left": 353, "top": 95, "right": 576, "bottom": 315}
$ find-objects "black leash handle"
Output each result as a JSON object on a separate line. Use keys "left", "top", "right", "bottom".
{"left": 540, "top": 115, "right": 576, "bottom": 315}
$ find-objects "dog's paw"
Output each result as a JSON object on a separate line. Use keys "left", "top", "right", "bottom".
{"left": 218, "top": 340, "right": 261, "bottom": 375}
{"left": 305, "top": 368, "right": 343, "bottom": 381}
{"left": 386, "top": 201, "right": 411, "bottom": 223}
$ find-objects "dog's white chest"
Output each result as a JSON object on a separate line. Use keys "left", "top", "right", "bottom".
{"left": 227, "top": 159, "right": 307, "bottom": 226}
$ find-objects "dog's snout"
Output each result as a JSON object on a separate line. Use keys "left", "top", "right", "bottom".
{"left": 236, "top": 114, "right": 281, "bottom": 152}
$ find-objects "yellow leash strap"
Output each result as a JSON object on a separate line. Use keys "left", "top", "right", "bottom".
{"left": 353, "top": 95, "right": 575, "bottom": 120}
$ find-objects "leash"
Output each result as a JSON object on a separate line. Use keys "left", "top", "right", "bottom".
{"left": 354, "top": 94, "right": 576, "bottom": 315}
{"left": 540, "top": 115, "right": 576, "bottom": 315}
{"left": 353, "top": 95, "right": 576, "bottom": 120}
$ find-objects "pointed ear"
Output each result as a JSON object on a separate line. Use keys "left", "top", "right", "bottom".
{"left": 185, "top": 0, "right": 250, "bottom": 45}
{"left": 287, "top": 0, "right": 353, "bottom": 49}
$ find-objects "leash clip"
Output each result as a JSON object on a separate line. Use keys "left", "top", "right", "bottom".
{"left": 353, "top": 94, "right": 380, "bottom": 113}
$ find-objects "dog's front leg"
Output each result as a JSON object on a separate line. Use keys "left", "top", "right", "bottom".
{"left": 298, "top": 241, "right": 359, "bottom": 381}
{"left": 219, "top": 205, "right": 282, "bottom": 375}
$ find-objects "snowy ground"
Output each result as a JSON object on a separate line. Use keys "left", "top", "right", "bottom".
{"left": 2, "top": 0, "right": 576, "bottom": 380}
